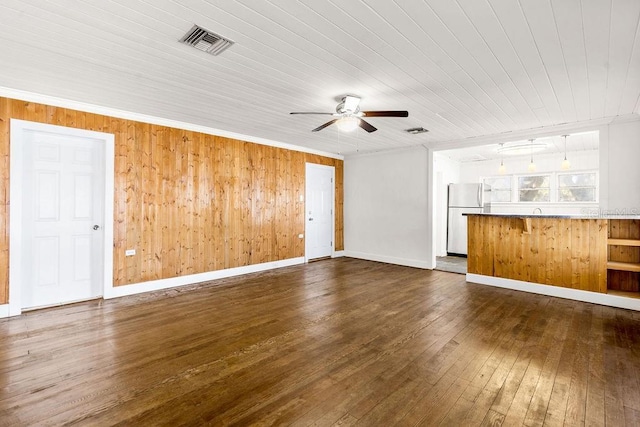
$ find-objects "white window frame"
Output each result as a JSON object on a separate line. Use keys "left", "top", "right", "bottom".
{"left": 479, "top": 169, "right": 599, "bottom": 204}
{"left": 517, "top": 173, "right": 552, "bottom": 203}
{"left": 482, "top": 176, "right": 513, "bottom": 203}
{"left": 556, "top": 170, "right": 599, "bottom": 203}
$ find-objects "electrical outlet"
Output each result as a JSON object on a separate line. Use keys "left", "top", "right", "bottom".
{"left": 125, "top": 249, "right": 136, "bottom": 256}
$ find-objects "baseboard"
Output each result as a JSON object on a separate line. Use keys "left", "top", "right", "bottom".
{"left": 344, "top": 251, "right": 433, "bottom": 269}
{"left": 332, "top": 250, "right": 345, "bottom": 258}
{"left": 467, "top": 273, "right": 640, "bottom": 311}
{"left": 0, "top": 304, "right": 9, "bottom": 318}
{"left": 104, "top": 257, "right": 305, "bottom": 299}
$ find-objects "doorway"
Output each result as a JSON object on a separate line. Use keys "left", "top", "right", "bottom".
{"left": 305, "top": 163, "right": 335, "bottom": 261}
{"left": 9, "top": 120, "right": 114, "bottom": 314}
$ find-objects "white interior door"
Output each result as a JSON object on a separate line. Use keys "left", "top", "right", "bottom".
{"left": 20, "top": 130, "right": 105, "bottom": 309}
{"left": 305, "top": 163, "right": 334, "bottom": 260}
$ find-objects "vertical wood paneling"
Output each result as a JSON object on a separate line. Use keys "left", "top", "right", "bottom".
{"left": 0, "top": 96, "right": 344, "bottom": 303}
{"left": 0, "top": 98, "right": 9, "bottom": 304}
{"left": 467, "top": 215, "right": 607, "bottom": 293}
{"left": 466, "top": 214, "right": 478, "bottom": 274}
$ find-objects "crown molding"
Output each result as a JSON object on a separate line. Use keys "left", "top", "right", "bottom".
{"left": 0, "top": 86, "right": 344, "bottom": 161}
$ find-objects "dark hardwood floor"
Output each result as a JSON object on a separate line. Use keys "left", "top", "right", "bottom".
{"left": 1, "top": 258, "right": 639, "bottom": 426}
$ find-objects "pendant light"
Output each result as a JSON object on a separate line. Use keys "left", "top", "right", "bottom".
{"left": 498, "top": 143, "right": 506, "bottom": 175}
{"left": 561, "top": 134, "right": 571, "bottom": 170}
{"left": 527, "top": 139, "right": 536, "bottom": 172}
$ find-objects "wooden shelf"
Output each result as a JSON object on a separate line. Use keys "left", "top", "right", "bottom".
{"left": 608, "top": 289, "right": 640, "bottom": 299}
{"left": 607, "top": 261, "right": 640, "bottom": 272}
{"left": 608, "top": 219, "right": 640, "bottom": 293}
{"left": 608, "top": 238, "right": 640, "bottom": 247}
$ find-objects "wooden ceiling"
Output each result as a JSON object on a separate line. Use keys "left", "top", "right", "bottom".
{"left": 0, "top": 0, "right": 638, "bottom": 155}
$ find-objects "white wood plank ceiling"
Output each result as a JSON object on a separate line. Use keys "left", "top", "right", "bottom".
{"left": 0, "top": 0, "right": 638, "bottom": 155}
{"left": 438, "top": 131, "right": 599, "bottom": 162}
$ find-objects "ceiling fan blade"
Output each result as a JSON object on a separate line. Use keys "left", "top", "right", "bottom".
{"left": 290, "top": 112, "right": 335, "bottom": 115}
{"left": 358, "top": 119, "right": 377, "bottom": 133}
{"left": 312, "top": 119, "right": 339, "bottom": 132}
{"left": 361, "top": 110, "right": 409, "bottom": 117}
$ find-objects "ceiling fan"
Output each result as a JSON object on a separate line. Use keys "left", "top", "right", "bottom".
{"left": 290, "top": 95, "right": 409, "bottom": 133}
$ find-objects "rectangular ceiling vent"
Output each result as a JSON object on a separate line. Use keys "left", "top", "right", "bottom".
{"left": 405, "top": 127, "right": 429, "bottom": 134}
{"left": 180, "top": 25, "right": 234, "bottom": 56}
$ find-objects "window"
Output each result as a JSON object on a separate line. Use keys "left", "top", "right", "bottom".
{"left": 558, "top": 172, "right": 597, "bottom": 202}
{"left": 483, "top": 176, "right": 512, "bottom": 202}
{"left": 480, "top": 170, "right": 598, "bottom": 204}
{"left": 518, "top": 175, "right": 550, "bottom": 202}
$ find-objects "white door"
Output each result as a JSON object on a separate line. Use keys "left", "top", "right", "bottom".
{"left": 305, "top": 163, "right": 334, "bottom": 260}
{"left": 20, "top": 130, "right": 104, "bottom": 309}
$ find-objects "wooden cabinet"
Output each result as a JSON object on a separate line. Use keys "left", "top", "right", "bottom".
{"left": 607, "top": 219, "right": 640, "bottom": 293}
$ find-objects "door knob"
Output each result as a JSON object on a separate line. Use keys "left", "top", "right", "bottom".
{"left": 93, "top": 225, "right": 100, "bottom": 230}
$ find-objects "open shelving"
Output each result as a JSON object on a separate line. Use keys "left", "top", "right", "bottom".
{"left": 607, "top": 219, "right": 640, "bottom": 295}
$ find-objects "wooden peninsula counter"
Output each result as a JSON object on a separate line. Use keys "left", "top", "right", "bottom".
{"left": 465, "top": 213, "right": 640, "bottom": 311}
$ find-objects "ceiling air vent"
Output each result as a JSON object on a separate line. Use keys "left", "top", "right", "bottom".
{"left": 180, "top": 25, "right": 234, "bottom": 56}
{"left": 405, "top": 127, "right": 429, "bottom": 134}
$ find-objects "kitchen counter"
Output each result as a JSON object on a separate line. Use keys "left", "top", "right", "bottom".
{"left": 464, "top": 213, "right": 640, "bottom": 311}
{"left": 464, "top": 212, "right": 640, "bottom": 220}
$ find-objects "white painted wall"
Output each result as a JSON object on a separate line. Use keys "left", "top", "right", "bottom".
{"left": 602, "top": 119, "right": 640, "bottom": 213}
{"left": 433, "top": 153, "right": 461, "bottom": 256}
{"left": 344, "top": 146, "right": 432, "bottom": 269}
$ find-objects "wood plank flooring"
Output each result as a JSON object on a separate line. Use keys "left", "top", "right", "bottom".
{"left": 1, "top": 257, "right": 639, "bottom": 426}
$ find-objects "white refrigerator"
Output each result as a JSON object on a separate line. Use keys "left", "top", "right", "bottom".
{"left": 447, "top": 183, "right": 491, "bottom": 256}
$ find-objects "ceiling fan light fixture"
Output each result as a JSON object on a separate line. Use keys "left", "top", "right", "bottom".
{"left": 290, "top": 96, "right": 407, "bottom": 133}
{"left": 336, "top": 116, "right": 359, "bottom": 132}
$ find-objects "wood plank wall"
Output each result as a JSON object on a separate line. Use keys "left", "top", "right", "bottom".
{"left": 0, "top": 97, "right": 344, "bottom": 303}
{"left": 608, "top": 219, "right": 640, "bottom": 292}
{"left": 467, "top": 215, "right": 608, "bottom": 293}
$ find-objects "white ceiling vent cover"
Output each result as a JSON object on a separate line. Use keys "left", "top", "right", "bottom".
{"left": 180, "top": 25, "right": 234, "bottom": 56}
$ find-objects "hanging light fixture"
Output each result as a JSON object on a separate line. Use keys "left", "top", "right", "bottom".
{"left": 527, "top": 138, "right": 536, "bottom": 172}
{"left": 561, "top": 134, "right": 571, "bottom": 170}
{"left": 498, "top": 143, "right": 506, "bottom": 175}
{"left": 335, "top": 116, "right": 359, "bottom": 132}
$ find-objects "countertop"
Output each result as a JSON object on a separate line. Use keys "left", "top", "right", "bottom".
{"left": 462, "top": 213, "right": 640, "bottom": 220}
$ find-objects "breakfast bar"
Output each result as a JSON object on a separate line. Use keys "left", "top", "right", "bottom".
{"left": 464, "top": 213, "right": 640, "bottom": 310}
